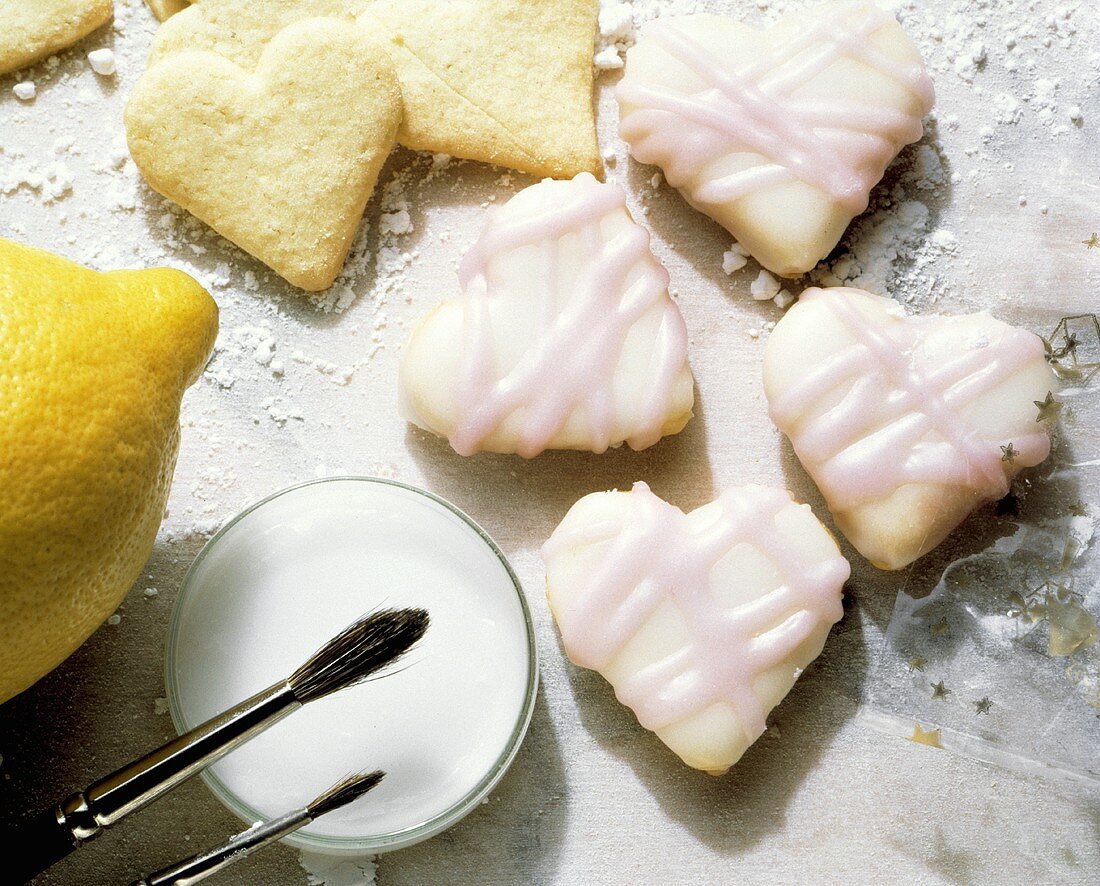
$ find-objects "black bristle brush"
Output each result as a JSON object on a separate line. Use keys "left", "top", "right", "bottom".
{"left": 11, "top": 607, "right": 429, "bottom": 884}
{"left": 131, "top": 769, "right": 386, "bottom": 886}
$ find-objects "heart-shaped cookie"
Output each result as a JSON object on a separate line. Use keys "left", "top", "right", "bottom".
{"left": 146, "top": 0, "right": 190, "bottom": 22}
{"left": 146, "top": 0, "right": 600, "bottom": 179}
{"left": 763, "top": 287, "right": 1058, "bottom": 570}
{"left": 617, "top": 1, "right": 934, "bottom": 277}
{"left": 400, "top": 173, "right": 694, "bottom": 457}
{"left": 542, "top": 482, "right": 850, "bottom": 774}
{"left": 125, "top": 18, "right": 400, "bottom": 292}
{"left": 0, "top": 0, "right": 112, "bottom": 75}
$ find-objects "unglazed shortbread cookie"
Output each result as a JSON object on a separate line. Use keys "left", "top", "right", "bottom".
{"left": 125, "top": 18, "right": 401, "bottom": 291}
{"left": 0, "top": 0, "right": 112, "bottom": 75}
{"left": 543, "top": 482, "right": 850, "bottom": 774}
{"left": 617, "top": 1, "right": 934, "bottom": 277}
{"left": 763, "top": 287, "right": 1057, "bottom": 570}
{"left": 400, "top": 173, "right": 694, "bottom": 457}
{"left": 146, "top": 0, "right": 190, "bottom": 22}
{"left": 146, "top": 0, "right": 601, "bottom": 179}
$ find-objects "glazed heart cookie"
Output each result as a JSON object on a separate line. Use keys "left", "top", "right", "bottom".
{"left": 125, "top": 18, "right": 401, "bottom": 291}
{"left": 0, "top": 0, "right": 112, "bottom": 75}
{"left": 763, "top": 287, "right": 1057, "bottom": 570}
{"left": 400, "top": 173, "right": 694, "bottom": 457}
{"left": 146, "top": 0, "right": 601, "bottom": 179}
{"left": 617, "top": 1, "right": 934, "bottom": 278}
{"left": 543, "top": 482, "right": 850, "bottom": 774}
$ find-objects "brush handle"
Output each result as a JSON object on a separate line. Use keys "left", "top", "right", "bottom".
{"left": 133, "top": 808, "right": 310, "bottom": 886}
{"left": 74, "top": 682, "right": 299, "bottom": 832}
{"left": 9, "top": 806, "right": 79, "bottom": 884}
{"left": 16, "top": 681, "right": 300, "bottom": 878}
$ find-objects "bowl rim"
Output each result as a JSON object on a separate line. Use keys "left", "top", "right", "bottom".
{"left": 165, "top": 475, "right": 539, "bottom": 855}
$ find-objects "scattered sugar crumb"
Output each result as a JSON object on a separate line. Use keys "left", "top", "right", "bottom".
{"left": 750, "top": 270, "right": 781, "bottom": 301}
{"left": 722, "top": 243, "right": 749, "bottom": 274}
{"left": 87, "top": 48, "right": 116, "bottom": 76}
{"left": 13, "top": 81, "right": 35, "bottom": 101}
{"left": 380, "top": 205, "right": 413, "bottom": 236}
{"left": 594, "top": 46, "right": 624, "bottom": 70}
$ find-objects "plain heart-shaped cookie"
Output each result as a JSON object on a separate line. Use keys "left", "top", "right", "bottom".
{"left": 0, "top": 0, "right": 112, "bottom": 75}
{"left": 542, "top": 482, "right": 850, "bottom": 774}
{"left": 146, "top": 0, "right": 190, "bottom": 22}
{"left": 763, "top": 287, "right": 1058, "bottom": 570}
{"left": 145, "top": 0, "right": 601, "bottom": 179}
{"left": 125, "top": 18, "right": 401, "bottom": 291}
{"left": 400, "top": 173, "right": 694, "bottom": 458}
{"left": 617, "top": 1, "right": 934, "bottom": 277}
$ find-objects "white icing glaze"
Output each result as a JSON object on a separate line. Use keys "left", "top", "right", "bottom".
{"left": 763, "top": 287, "right": 1057, "bottom": 569}
{"left": 768, "top": 287, "right": 1052, "bottom": 511}
{"left": 616, "top": 2, "right": 934, "bottom": 275}
{"left": 542, "top": 482, "right": 849, "bottom": 751}
{"left": 401, "top": 173, "right": 693, "bottom": 457}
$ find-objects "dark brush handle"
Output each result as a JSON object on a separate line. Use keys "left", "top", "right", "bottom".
{"left": 9, "top": 806, "right": 78, "bottom": 883}
{"left": 8, "top": 681, "right": 297, "bottom": 883}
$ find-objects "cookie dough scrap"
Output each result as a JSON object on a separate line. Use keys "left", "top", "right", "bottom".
{"left": 617, "top": 1, "right": 934, "bottom": 277}
{"left": 146, "top": 0, "right": 601, "bottom": 179}
{"left": 543, "top": 482, "right": 850, "bottom": 774}
{"left": 763, "top": 287, "right": 1057, "bottom": 570}
{"left": 146, "top": 0, "right": 190, "bottom": 22}
{"left": 400, "top": 173, "right": 694, "bottom": 457}
{"left": 0, "top": 0, "right": 113, "bottom": 75}
{"left": 125, "top": 18, "right": 401, "bottom": 291}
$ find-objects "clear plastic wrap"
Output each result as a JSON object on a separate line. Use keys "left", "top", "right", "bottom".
{"left": 866, "top": 315, "right": 1100, "bottom": 785}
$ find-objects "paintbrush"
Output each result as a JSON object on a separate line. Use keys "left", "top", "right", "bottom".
{"left": 11, "top": 607, "right": 428, "bottom": 883}
{"left": 131, "top": 769, "right": 386, "bottom": 886}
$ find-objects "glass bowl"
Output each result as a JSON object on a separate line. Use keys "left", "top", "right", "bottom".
{"left": 165, "top": 477, "right": 538, "bottom": 855}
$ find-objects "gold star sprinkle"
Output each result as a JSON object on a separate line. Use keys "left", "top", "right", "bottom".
{"left": 931, "top": 617, "right": 950, "bottom": 637}
{"left": 1070, "top": 501, "right": 1088, "bottom": 517}
{"left": 1084, "top": 233, "right": 1100, "bottom": 249}
{"left": 909, "top": 724, "right": 942, "bottom": 748}
{"left": 1034, "top": 391, "right": 1063, "bottom": 424}
{"left": 908, "top": 656, "right": 927, "bottom": 672}
{"left": 931, "top": 680, "right": 951, "bottom": 700}
{"left": 1000, "top": 442, "right": 1017, "bottom": 463}
{"left": 974, "top": 697, "right": 993, "bottom": 715}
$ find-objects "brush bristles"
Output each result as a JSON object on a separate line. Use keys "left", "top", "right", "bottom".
{"left": 307, "top": 770, "right": 386, "bottom": 819}
{"left": 288, "top": 607, "right": 429, "bottom": 704}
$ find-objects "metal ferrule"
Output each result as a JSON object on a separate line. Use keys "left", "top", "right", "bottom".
{"left": 57, "top": 681, "right": 300, "bottom": 843}
{"left": 133, "top": 807, "right": 312, "bottom": 886}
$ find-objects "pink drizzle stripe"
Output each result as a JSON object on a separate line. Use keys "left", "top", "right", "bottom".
{"left": 617, "top": 1, "right": 935, "bottom": 213}
{"left": 543, "top": 483, "right": 849, "bottom": 743}
{"left": 767, "top": 288, "right": 1052, "bottom": 511}
{"left": 449, "top": 174, "right": 689, "bottom": 457}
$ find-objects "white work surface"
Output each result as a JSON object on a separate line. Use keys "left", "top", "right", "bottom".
{"left": 1, "top": 1, "right": 1098, "bottom": 884}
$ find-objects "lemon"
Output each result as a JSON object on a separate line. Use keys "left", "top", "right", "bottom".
{"left": 0, "top": 238, "right": 218, "bottom": 703}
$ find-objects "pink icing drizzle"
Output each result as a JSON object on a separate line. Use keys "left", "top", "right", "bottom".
{"left": 542, "top": 482, "right": 849, "bottom": 742}
{"left": 617, "top": 2, "right": 935, "bottom": 213}
{"left": 768, "top": 288, "right": 1053, "bottom": 510}
{"left": 449, "top": 173, "right": 689, "bottom": 457}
